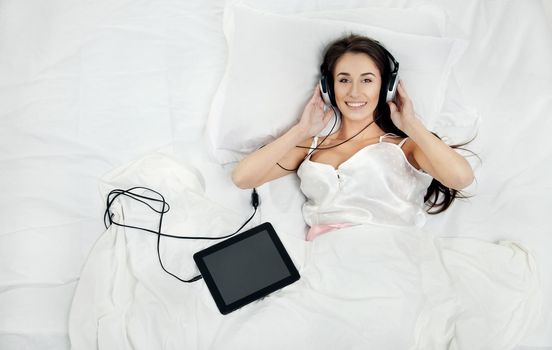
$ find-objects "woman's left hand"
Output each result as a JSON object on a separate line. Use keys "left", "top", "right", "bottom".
{"left": 387, "top": 80, "right": 421, "bottom": 133}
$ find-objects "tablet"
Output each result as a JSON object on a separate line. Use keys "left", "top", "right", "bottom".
{"left": 193, "top": 222, "right": 300, "bottom": 315}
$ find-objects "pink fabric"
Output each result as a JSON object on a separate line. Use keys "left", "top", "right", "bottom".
{"left": 306, "top": 223, "right": 354, "bottom": 241}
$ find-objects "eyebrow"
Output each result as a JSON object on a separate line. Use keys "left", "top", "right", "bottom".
{"left": 336, "top": 72, "right": 376, "bottom": 77}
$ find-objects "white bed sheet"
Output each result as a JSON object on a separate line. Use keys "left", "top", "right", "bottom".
{"left": 0, "top": 0, "right": 551, "bottom": 349}
{"left": 68, "top": 152, "right": 541, "bottom": 349}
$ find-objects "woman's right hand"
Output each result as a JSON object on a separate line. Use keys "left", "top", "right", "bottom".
{"left": 233, "top": 85, "right": 333, "bottom": 188}
{"left": 297, "top": 85, "right": 335, "bottom": 137}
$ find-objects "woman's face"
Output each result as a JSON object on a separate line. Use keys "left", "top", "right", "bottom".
{"left": 333, "top": 52, "right": 382, "bottom": 122}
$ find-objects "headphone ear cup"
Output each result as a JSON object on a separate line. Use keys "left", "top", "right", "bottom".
{"left": 327, "top": 78, "right": 337, "bottom": 107}
{"left": 386, "top": 73, "right": 399, "bottom": 102}
{"left": 319, "top": 75, "right": 334, "bottom": 106}
{"left": 321, "top": 74, "right": 337, "bottom": 107}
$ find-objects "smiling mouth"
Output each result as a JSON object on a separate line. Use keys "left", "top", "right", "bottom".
{"left": 345, "top": 101, "right": 367, "bottom": 108}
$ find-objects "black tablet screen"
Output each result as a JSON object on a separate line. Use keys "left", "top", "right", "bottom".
{"left": 202, "top": 228, "right": 291, "bottom": 304}
{"left": 194, "top": 222, "right": 300, "bottom": 314}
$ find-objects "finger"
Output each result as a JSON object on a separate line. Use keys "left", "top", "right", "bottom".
{"left": 313, "top": 84, "right": 321, "bottom": 97}
{"left": 396, "top": 81, "right": 403, "bottom": 96}
{"left": 387, "top": 101, "right": 397, "bottom": 114}
{"left": 396, "top": 84, "right": 409, "bottom": 107}
{"left": 397, "top": 80, "right": 409, "bottom": 98}
{"left": 311, "top": 86, "right": 323, "bottom": 104}
{"left": 318, "top": 99, "right": 326, "bottom": 110}
{"left": 399, "top": 82, "right": 415, "bottom": 109}
{"left": 324, "top": 106, "right": 335, "bottom": 119}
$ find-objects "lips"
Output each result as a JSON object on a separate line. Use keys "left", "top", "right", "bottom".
{"left": 345, "top": 101, "right": 367, "bottom": 109}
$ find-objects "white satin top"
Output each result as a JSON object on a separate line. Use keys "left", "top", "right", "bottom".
{"left": 297, "top": 133, "right": 434, "bottom": 228}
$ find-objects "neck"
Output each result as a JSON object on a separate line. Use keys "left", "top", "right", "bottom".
{"left": 337, "top": 116, "right": 382, "bottom": 141}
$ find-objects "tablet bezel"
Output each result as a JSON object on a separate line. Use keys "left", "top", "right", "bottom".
{"left": 193, "top": 222, "right": 300, "bottom": 315}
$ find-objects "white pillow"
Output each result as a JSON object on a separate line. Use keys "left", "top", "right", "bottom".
{"left": 206, "top": 3, "right": 468, "bottom": 164}
{"left": 297, "top": 7, "right": 446, "bottom": 37}
{"left": 432, "top": 71, "right": 481, "bottom": 145}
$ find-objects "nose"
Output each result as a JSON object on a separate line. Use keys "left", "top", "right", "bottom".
{"left": 349, "top": 80, "right": 360, "bottom": 97}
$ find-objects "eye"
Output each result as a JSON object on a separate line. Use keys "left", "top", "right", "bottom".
{"left": 363, "top": 78, "right": 373, "bottom": 83}
{"left": 338, "top": 78, "right": 349, "bottom": 83}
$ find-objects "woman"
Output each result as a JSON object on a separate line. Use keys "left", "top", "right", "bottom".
{"left": 233, "top": 34, "right": 474, "bottom": 240}
{"left": 226, "top": 34, "right": 540, "bottom": 348}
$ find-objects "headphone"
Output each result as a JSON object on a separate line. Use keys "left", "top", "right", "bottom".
{"left": 319, "top": 42, "right": 400, "bottom": 107}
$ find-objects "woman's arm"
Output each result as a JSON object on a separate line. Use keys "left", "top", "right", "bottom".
{"left": 388, "top": 81, "right": 474, "bottom": 190}
{"left": 232, "top": 125, "right": 310, "bottom": 189}
{"left": 232, "top": 86, "right": 334, "bottom": 189}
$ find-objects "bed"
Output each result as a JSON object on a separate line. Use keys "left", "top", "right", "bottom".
{"left": 1, "top": 0, "right": 551, "bottom": 349}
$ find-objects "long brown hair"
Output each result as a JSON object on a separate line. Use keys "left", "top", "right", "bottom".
{"left": 320, "top": 33, "right": 477, "bottom": 214}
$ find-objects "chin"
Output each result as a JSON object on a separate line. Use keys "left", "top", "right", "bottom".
{"left": 340, "top": 107, "right": 375, "bottom": 121}
{"left": 338, "top": 103, "right": 376, "bottom": 117}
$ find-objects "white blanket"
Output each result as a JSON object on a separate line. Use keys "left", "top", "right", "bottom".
{"left": 69, "top": 154, "right": 541, "bottom": 350}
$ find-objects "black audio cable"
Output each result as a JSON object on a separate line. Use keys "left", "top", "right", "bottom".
{"left": 104, "top": 186, "right": 259, "bottom": 283}
{"left": 276, "top": 106, "right": 382, "bottom": 171}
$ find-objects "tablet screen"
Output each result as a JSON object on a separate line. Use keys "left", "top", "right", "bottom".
{"left": 193, "top": 222, "right": 300, "bottom": 314}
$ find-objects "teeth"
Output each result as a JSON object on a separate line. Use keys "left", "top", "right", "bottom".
{"left": 346, "top": 102, "right": 366, "bottom": 107}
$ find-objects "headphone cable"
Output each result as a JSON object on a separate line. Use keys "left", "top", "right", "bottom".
{"left": 277, "top": 110, "right": 381, "bottom": 172}
{"left": 104, "top": 186, "right": 259, "bottom": 283}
